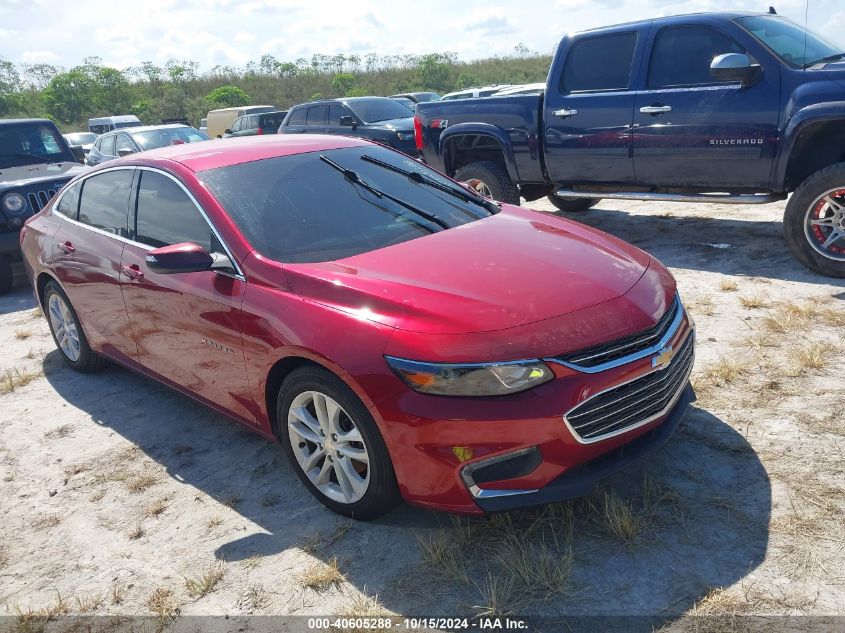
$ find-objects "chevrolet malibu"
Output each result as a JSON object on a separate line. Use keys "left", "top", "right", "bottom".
{"left": 21, "top": 135, "right": 695, "bottom": 519}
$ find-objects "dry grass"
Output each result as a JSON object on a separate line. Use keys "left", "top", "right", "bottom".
{"left": 417, "top": 530, "right": 469, "bottom": 583}
{"left": 739, "top": 294, "right": 769, "bottom": 309}
{"left": 11, "top": 591, "right": 70, "bottom": 633}
{"left": 0, "top": 545, "right": 8, "bottom": 569}
{"left": 184, "top": 562, "right": 225, "bottom": 598}
{"left": 74, "top": 592, "right": 104, "bottom": 613}
{"left": 221, "top": 493, "right": 241, "bottom": 508}
{"left": 242, "top": 554, "right": 262, "bottom": 570}
{"left": 472, "top": 573, "right": 525, "bottom": 618}
{"left": 598, "top": 490, "right": 646, "bottom": 543}
{"left": 44, "top": 423, "right": 74, "bottom": 439}
{"left": 300, "top": 556, "right": 344, "bottom": 590}
{"left": 145, "top": 497, "right": 169, "bottom": 518}
{"left": 207, "top": 515, "right": 223, "bottom": 529}
{"left": 125, "top": 472, "right": 159, "bottom": 493}
{"left": 146, "top": 587, "right": 180, "bottom": 622}
{"left": 494, "top": 536, "right": 571, "bottom": 601}
{"left": 788, "top": 342, "right": 829, "bottom": 374}
{"left": 689, "top": 295, "right": 715, "bottom": 316}
{"left": 1, "top": 368, "right": 42, "bottom": 395}
{"left": 88, "top": 489, "right": 106, "bottom": 502}
{"left": 719, "top": 280, "right": 738, "bottom": 292}
{"left": 818, "top": 307, "right": 845, "bottom": 327}
{"left": 31, "top": 514, "right": 61, "bottom": 531}
{"left": 705, "top": 355, "right": 749, "bottom": 386}
{"left": 762, "top": 302, "right": 819, "bottom": 334}
{"left": 302, "top": 522, "right": 352, "bottom": 554}
{"left": 112, "top": 580, "right": 127, "bottom": 605}
{"left": 14, "top": 329, "right": 32, "bottom": 340}
{"left": 337, "top": 591, "right": 396, "bottom": 632}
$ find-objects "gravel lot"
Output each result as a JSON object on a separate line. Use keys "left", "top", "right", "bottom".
{"left": 1, "top": 197, "right": 843, "bottom": 632}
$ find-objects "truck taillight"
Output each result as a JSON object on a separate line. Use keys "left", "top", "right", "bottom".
{"left": 257, "top": 128, "right": 263, "bottom": 135}
{"left": 414, "top": 115, "right": 424, "bottom": 151}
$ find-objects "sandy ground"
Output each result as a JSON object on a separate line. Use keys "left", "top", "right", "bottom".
{"left": 1, "top": 197, "right": 844, "bottom": 632}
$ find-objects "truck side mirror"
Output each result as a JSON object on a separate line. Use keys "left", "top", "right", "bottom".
{"left": 70, "top": 145, "right": 85, "bottom": 163}
{"left": 710, "top": 53, "right": 762, "bottom": 87}
{"left": 339, "top": 115, "right": 357, "bottom": 128}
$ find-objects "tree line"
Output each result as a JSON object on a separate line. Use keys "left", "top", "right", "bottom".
{"left": 0, "top": 47, "right": 552, "bottom": 132}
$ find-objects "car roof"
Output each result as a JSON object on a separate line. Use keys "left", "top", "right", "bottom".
{"left": 573, "top": 11, "right": 771, "bottom": 34}
{"left": 0, "top": 118, "right": 56, "bottom": 126}
{"left": 101, "top": 124, "right": 193, "bottom": 136}
{"left": 116, "top": 134, "right": 371, "bottom": 173}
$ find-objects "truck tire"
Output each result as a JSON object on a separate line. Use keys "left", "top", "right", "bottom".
{"left": 546, "top": 195, "right": 600, "bottom": 213}
{"left": 454, "top": 162, "right": 521, "bottom": 205}
{"left": 784, "top": 163, "right": 845, "bottom": 278}
{"left": 0, "top": 256, "right": 11, "bottom": 296}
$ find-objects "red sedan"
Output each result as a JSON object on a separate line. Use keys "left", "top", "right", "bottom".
{"left": 21, "top": 135, "right": 695, "bottom": 519}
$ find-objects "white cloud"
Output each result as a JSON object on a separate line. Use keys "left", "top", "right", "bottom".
{"left": 20, "top": 50, "right": 61, "bottom": 63}
{"left": 234, "top": 31, "right": 257, "bottom": 43}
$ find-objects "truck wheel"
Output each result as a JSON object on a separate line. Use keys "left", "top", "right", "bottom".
{"left": 0, "top": 256, "right": 12, "bottom": 295}
{"left": 455, "top": 162, "right": 521, "bottom": 205}
{"left": 784, "top": 163, "right": 845, "bottom": 278}
{"left": 546, "top": 195, "right": 600, "bottom": 213}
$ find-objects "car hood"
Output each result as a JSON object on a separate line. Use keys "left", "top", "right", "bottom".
{"left": 283, "top": 206, "right": 652, "bottom": 334}
{"left": 367, "top": 117, "right": 414, "bottom": 131}
{"left": 0, "top": 162, "right": 87, "bottom": 186}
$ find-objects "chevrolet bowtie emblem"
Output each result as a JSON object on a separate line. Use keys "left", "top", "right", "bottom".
{"left": 652, "top": 346, "right": 674, "bottom": 369}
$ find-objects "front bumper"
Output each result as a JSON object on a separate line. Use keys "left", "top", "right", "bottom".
{"left": 0, "top": 230, "right": 21, "bottom": 256}
{"left": 473, "top": 383, "right": 695, "bottom": 512}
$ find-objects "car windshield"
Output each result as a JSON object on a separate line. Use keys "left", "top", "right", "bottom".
{"left": 133, "top": 127, "right": 210, "bottom": 150}
{"left": 345, "top": 99, "right": 414, "bottom": 123}
{"left": 735, "top": 15, "right": 843, "bottom": 67}
{"left": 198, "top": 145, "right": 494, "bottom": 263}
{"left": 0, "top": 122, "right": 70, "bottom": 168}
{"left": 65, "top": 133, "right": 97, "bottom": 145}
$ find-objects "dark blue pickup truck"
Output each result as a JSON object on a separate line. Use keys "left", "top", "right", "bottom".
{"left": 415, "top": 12, "right": 845, "bottom": 277}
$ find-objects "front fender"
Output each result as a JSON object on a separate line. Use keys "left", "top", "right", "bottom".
{"left": 439, "top": 123, "right": 520, "bottom": 182}
{"left": 772, "top": 101, "right": 845, "bottom": 190}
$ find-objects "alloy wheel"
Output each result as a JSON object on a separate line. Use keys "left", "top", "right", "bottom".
{"left": 48, "top": 293, "right": 81, "bottom": 362}
{"left": 287, "top": 390, "right": 370, "bottom": 505}
{"left": 464, "top": 178, "right": 493, "bottom": 198}
{"left": 804, "top": 188, "right": 845, "bottom": 261}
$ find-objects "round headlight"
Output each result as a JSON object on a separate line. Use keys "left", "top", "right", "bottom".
{"left": 2, "top": 192, "right": 26, "bottom": 213}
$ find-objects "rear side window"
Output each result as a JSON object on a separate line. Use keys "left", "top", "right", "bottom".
{"left": 562, "top": 32, "right": 638, "bottom": 92}
{"left": 306, "top": 105, "right": 328, "bottom": 126}
{"left": 286, "top": 108, "right": 306, "bottom": 125}
{"left": 100, "top": 135, "right": 116, "bottom": 156}
{"left": 78, "top": 170, "right": 133, "bottom": 235}
{"left": 54, "top": 181, "right": 81, "bottom": 219}
{"left": 134, "top": 171, "right": 215, "bottom": 251}
{"left": 649, "top": 26, "right": 745, "bottom": 87}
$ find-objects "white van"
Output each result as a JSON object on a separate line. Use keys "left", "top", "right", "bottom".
{"left": 88, "top": 115, "right": 142, "bottom": 135}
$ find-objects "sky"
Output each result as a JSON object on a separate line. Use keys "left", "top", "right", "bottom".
{"left": 1, "top": 0, "right": 843, "bottom": 71}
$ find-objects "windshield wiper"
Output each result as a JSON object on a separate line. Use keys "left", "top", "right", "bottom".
{"left": 360, "top": 153, "right": 498, "bottom": 215}
{"left": 804, "top": 52, "right": 845, "bottom": 68}
{"left": 320, "top": 154, "right": 450, "bottom": 230}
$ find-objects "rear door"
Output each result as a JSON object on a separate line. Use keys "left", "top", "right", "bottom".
{"left": 281, "top": 107, "right": 307, "bottom": 134}
{"left": 632, "top": 23, "right": 780, "bottom": 188}
{"left": 119, "top": 168, "right": 256, "bottom": 423}
{"left": 50, "top": 168, "right": 138, "bottom": 363}
{"left": 303, "top": 104, "right": 329, "bottom": 134}
{"left": 544, "top": 29, "right": 645, "bottom": 185}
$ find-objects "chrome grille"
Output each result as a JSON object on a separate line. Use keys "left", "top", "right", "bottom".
{"left": 554, "top": 296, "right": 681, "bottom": 370}
{"left": 564, "top": 331, "right": 694, "bottom": 442}
{"left": 26, "top": 188, "right": 58, "bottom": 212}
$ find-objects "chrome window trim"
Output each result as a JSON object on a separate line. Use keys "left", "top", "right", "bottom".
{"left": 544, "top": 294, "right": 684, "bottom": 374}
{"left": 561, "top": 329, "right": 695, "bottom": 446}
{"left": 50, "top": 164, "right": 246, "bottom": 281}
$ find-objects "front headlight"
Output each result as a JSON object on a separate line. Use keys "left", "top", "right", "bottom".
{"left": 2, "top": 192, "right": 26, "bottom": 213}
{"left": 385, "top": 356, "right": 554, "bottom": 396}
{"left": 396, "top": 132, "right": 415, "bottom": 141}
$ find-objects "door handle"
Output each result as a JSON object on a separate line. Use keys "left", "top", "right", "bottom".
{"left": 640, "top": 105, "right": 672, "bottom": 114}
{"left": 121, "top": 264, "right": 144, "bottom": 281}
{"left": 553, "top": 108, "right": 578, "bottom": 119}
{"left": 57, "top": 241, "right": 75, "bottom": 254}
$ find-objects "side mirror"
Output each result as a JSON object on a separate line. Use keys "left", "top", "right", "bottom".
{"left": 224, "top": 129, "right": 232, "bottom": 135}
{"left": 117, "top": 148, "right": 134, "bottom": 157}
{"left": 70, "top": 145, "right": 85, "bottom": 163}
{"left": 339, "top": 115, "right": 356, "bottom": 127}
{"left": 710, "top": 53, "right": 762, "bottom": 86}
{"left": 146, "top": 242, "right": 213, "bottom": 274}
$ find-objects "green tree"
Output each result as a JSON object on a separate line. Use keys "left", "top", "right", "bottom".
{"left": 331, "top": 73, "right": 356, "bottom": 96}
{"left": 416, "top": 54, "right": 451, "bottom": 91}
{"left": 41, "top": 69, "right": 97, "bottom": 123}
{"left": 456, "top": 73, "right": 480, "bottom": 89}
{"left": 205, "top": 85, "right": 250, "bottom": 107}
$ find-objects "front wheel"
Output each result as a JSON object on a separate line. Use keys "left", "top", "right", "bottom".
{"left": 277, "top": 366, "right": 401, "bottom": 520}
{"left": 546, "top": 195, "right": 600, "bottom": 213}
{"left": 454, "top": 161, "right": 521, "bottom": 205}
{"left": 784, "top": 163, "right": 845, "bottom": 278}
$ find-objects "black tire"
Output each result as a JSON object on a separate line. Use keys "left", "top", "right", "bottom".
{"left": 784, "top": 163, "right": 845, "bottom": 278}
{"left": 546, "top": 195, "right": 600, "bottom": 213}
{"left": 0, "top": 255, "right": 11, "bottom": 296}
{"left": 43, "top": 281, "right": 107, "bottom": 372}
{"left": 454, "top": 161, "right": 521, "bottom": 205}
{"left": 277, "top": 366, "right": 401, "bottom": 520}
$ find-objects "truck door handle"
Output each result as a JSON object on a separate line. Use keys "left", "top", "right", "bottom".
{"left": 121, "top": 264, "right": 144, "bottom": 281}
{"left": 640, "top": 105, "right": 672, "bottom": 114}
{"left": 553, "top": 108, "right": 578, "bottom": 118}
{"left": 57, "top": 241, "right": 75, "bottom": 254}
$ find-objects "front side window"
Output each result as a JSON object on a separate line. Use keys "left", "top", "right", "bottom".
{"left": 115, "top": 134, "right": 135, "bottom": 154}
{"left": 134, "top": 171, "right": 214, "bottom": 251}
{"left": 198, "top": 145, "right": 495, "bottom": 263}
{"left": 562, "top": 32, "right": 638, "bottom": 92}
{"left": 649, "top": 26, "right": 745, "bottom": 88}
{"left": 100, "top": 135, "right": 116, "bottom": 156}
{"left": 54, "top": 181, "right": 81, "bottom": 219}
{"left": 735, "top": 15, "right": 843, "bottom": 67}
{"left": 78, "top": 170, "right": 133, "bottom": 235}
{"left": 327, "top": 104, "right": 347, "bottom": 126}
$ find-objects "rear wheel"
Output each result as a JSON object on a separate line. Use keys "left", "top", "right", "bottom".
{"left": 454, "top": 161, "right": 521, "bottom": 205}
{"left": 44, "top": 281, "right": 107, "bottom": 372}
{"left": 546, "top": 195, "right": 600, "bottom": 213}
{"left": 0, "top": 255, "right": 11, "bottom": 295}
{"left": 277, "top": 366, "right": 401, "bottom": 520}
{"left": 784, "top": 163, "right": 845, "bottom": 277}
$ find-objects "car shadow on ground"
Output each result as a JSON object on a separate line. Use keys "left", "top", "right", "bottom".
{"left": 545, "top": 205, "right": 845, "bottom": 287}
{"left": 0, "top": 284, "right": 37, "bottom": 316}
{"left": 42, "top": 351, "right": 771, "bottom": 630}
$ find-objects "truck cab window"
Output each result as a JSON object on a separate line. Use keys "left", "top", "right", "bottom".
{"left": 648, "top": 26, "right": 745, "bottom": 87}
{"left": 562, "top": 32, "right": 637, "bottom": 92}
